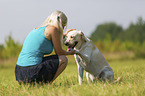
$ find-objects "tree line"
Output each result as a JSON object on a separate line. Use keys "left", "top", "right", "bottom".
{"left": 90, "top": 17, "right": 145, "bottom": 43}
{"left": 90, "top": 17, "right": 145, "bottom": 58}
{"left": 0, "top": 17, "right": 145, "bottom": 60}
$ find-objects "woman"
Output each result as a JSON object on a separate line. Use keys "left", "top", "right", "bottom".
{"left": 15, "top": 10, "right": 76, "bottom": 84}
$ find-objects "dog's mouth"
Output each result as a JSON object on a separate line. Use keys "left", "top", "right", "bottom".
{"left": 67, "top": 41, "right": 78, "bottom": 52}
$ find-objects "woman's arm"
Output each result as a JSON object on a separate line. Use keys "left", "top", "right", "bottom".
{"left": 45, "top": 26, "right": 75, "bottom": 56}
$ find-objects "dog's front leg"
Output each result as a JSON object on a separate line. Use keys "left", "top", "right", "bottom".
{"left": 74, "top": 54, "right": 84, "bottom": 85}
{"left": 78, "top": 64, "right": 84, "bottom": 85}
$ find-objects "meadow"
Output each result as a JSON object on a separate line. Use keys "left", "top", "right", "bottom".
{"left": 0, "top": 55, "right": 145, "bottom": 96}
{"left": 0, "top": 16, "right": 145, "bottom": 96}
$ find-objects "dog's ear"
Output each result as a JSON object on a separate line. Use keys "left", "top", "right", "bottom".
{"left": 63, "top": 33, "right": 67, "bottom": 37}
{"left": 79, "top": 31, "right": 86, "bottom": 42}
{"left": 64, "top": 32, "right": 68, "bottom": 37}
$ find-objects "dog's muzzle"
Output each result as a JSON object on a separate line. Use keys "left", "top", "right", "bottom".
{"left": 65, "top": 41, "right": 78, "bottom": 51}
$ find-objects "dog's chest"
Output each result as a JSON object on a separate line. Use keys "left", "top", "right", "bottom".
{"left": 75, "top": 55, "right": 88, "bottom": 69}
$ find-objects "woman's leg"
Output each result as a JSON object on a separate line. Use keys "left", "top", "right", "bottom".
{"left": 50, "top": 55, "right": 68, "bottom": 83}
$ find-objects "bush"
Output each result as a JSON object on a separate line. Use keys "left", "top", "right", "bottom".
{"left": 0, "top": 34, "right": 21, "bottom": 60}
{"left": 134, "top": 41, "right": 145, "bottom": 58}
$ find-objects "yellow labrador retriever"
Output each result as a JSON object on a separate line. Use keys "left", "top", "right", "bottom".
{"left": 64, "top": 30, "right": 114, "bottom": 85}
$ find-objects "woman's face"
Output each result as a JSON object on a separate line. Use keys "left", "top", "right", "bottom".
{"left": 60, "top": 14, "right": 67, "bottom": 29}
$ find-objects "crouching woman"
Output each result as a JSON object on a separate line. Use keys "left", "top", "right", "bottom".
{"left": 15, "top": 11, "right": 76, "bottom": 84}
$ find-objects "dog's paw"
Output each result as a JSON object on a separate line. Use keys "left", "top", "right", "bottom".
{"left": 75, "top": 50, "right": 80, "bottom": 55}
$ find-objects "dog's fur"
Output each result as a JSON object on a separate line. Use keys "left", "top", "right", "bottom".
{"left": 64, "top": 30, "right": 114, "bottom": 85}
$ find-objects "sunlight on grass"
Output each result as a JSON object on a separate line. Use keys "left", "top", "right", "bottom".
{"left": 0, "top": 56, "right": 145, "bottom": 96}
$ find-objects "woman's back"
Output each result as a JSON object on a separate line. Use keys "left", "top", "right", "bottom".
{"left": 17, "top": 26, "right": 53, "bottom": 66}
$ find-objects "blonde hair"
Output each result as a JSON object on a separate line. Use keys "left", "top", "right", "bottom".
{"left": 42, "top": 11, "right": 67, "bottom": 45}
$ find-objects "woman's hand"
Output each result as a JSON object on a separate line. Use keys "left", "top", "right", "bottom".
{"left": 67, "top": 49, "right": 77, "bottom": 55}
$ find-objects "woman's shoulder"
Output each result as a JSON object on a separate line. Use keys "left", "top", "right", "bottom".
{"left": 46, "top": 25, "right": 57, "bottom": 30}
{"left": 44, "top": 25, "right": 59, "bottom": 40}
{"left": 45, "top": 25, "right": 59, "bottom": 33}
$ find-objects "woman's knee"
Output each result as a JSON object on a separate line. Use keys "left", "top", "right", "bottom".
{"left": 58, "top": 55, "right": 68, "bottom": 66}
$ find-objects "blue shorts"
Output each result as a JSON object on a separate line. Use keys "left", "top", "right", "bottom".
{"left": 15, "top": 55, "right": 59, "bottom": 84}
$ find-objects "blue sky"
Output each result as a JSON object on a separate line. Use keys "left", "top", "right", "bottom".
{"left": 0, "top": 0, "right": 145, "bottom": 44}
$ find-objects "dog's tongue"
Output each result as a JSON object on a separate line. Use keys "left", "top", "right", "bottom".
{"left": 67, "top": 47, "right": 72, "bottom": 52}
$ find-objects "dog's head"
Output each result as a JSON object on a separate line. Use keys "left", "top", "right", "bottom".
{"left": 64, "top": 30, "right": 86, "bottom": 51}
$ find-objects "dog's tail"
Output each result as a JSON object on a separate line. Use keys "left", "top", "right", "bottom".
{"left": 113, "top": 77, "right": 121, "bottom": 83}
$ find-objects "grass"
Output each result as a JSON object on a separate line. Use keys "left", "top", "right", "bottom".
{"left": 0, "top": 56, "right": 145, "bottom": 96}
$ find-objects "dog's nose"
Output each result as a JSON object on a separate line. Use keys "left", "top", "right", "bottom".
{"left": 64, "top": 42, "right": 69, "bottom": 46}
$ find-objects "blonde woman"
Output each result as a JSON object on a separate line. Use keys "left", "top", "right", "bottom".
{"left": 15, "top": 11, "right": 76, "bottom": 84}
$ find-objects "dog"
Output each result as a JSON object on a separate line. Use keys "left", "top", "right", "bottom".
{"left": 64, "top": 30, "right": 114, "bottom": 85}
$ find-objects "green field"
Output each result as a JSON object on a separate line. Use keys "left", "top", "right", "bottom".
{"left": 0, "top": 56, "right": 145, "bottom": 96}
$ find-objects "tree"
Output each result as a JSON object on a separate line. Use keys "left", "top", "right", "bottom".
{"left": 124, "top": 17, "right": 145, "bottom": 43}
{"left": 90, "top": 22, "right": 123, "bottom": 41}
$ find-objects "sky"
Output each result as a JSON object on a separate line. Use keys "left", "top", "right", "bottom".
{"left": 0, "top": 0, "right": 145, "bottom": 44}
